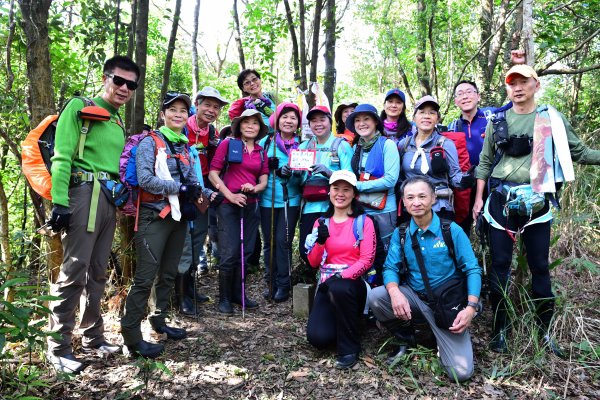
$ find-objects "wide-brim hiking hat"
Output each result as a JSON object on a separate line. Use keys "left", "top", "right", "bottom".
{"left": 269, "top": 102, "right": 302, "bottom": 130}
{"left": 231, "top": 109, "right": 268, "bottom": 139}
{"left": 384, "top": 88, "right": 406, "bottom": 103}
{"left": 505, "top": 64, "right": 539, "bottom": 83}
{"left": 329, "top": 169, "right": 357, "bottom": 187}
{"left": 162, "top": 92, "right": 192, "bottom": 110}
{"left": 345, "top": 103, "right": 384, "bottom": 134}
{"left": 195, "top": 86, "right": 229, "bottom": 106}
{"left": 306, "top": 105, "right": 332, "bottom": 121}
{"left": 334, "top": 101, "right": 358, "bottom": 124}
{"left": 413, "top": 95, "right": 440, "bottom": 115}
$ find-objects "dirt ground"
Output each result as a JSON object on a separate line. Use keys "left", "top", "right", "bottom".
{"left": 43, "top": 263, "right": 600, "bottom": 400}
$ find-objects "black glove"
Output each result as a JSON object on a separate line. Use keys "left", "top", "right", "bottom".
{"left": 211, "top": 193, "right": 225, "bottom": 206}
{"left": 460, "top": 166, "right": 476, "bottom": 188}
{"left": 276, "top": 164, "right": 292, "bottom": 178}
{"left": 268, "top": 157, "right": 279, "bottom": 171}
{"left": 316, "top": 218, "right": 330, "bottom": 245}
{"left": 311, "top": 164, "right": 332, "bottom": 178}
{"left": 180, "top": 183, "right": 201, "bottom": 201}
{"left": 48, "top": 205, "right": 71, "bottom": 233}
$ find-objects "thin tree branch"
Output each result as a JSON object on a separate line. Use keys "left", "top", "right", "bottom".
{"left": 538, "top": 63, "right": 600, "bottom": 76}
{"left": 540, "top": 27, "right": 600, "bottom": 72}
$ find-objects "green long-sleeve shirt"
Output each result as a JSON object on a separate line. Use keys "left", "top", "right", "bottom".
{"left": 50, "top": 97, "right": 125, "bottom": 207}
{"left": 475, "top": 107, "right": 600, "bottom": 183}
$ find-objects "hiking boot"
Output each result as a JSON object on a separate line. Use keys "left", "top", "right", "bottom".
{"left": 262, "top": 287, "right": 273, "bottom": 300}
{"left": 82, "top": 341, "right": 122, "bottom": 355}
{"left": 231, "top": 266, "right": 259, "bottom": 310}
{"left": 335, "top": 353, "right": 359, "bottom": 369}
{"left": 183, "top": 268, "right": 209, "bottom": 304}
{"left": 47, "top": 353, "right": 86, "bottom": 374}
{"left": 124, "top": 340, "right": 164, "bottom": 359}
{"left": 541, "top": 334, "right": 565, "bottom": 358}
{"left": 218, "top": 270, "right": 234, "bottom": 315}
{"left": 273, "top": 287, "right": 290, "bottom": 303}
{"left": 381, "top": 318, "right": 415, "bottom": 364}
{"left": 489, "top": 329, "right": 509, "bottom": 353}
{"left": 153, "top": 325, "right": 187, "bottom": 341}
{"left": 176, "top": 273, "right": 196, "bottom": 316}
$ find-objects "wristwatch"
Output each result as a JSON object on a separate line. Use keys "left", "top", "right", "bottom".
{"left": 467, "top": 301, "right": 482, "bottom": 313}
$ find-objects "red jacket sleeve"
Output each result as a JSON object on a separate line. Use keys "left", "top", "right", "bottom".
{"left": 228, "top": 98, "right": 247, "bottom": 121}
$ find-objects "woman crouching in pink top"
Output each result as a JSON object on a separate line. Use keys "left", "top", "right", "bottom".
{"left": 305, "top": 170, "right": 377, "bottom": 369}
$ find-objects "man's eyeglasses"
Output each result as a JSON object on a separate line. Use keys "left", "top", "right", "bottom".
{"left": 105, "top": 73, "right": 138, "bottom": 90}
{"left": 454, "top": 89, "right": 477, "bottom": 98}
{"left": 243, "top": 76, "right": 260, "bottom": 87}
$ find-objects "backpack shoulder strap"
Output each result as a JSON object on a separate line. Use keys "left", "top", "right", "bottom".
{"left": 439, "top": 218, "right": 458, "bottom": 268}
{"left": 353, "top": 214, "right": 365, "bottom": 242}
{"left": 398, "top": 136, "right": 411, "bottom": 158}
{"left": 208, "top": 124, "right": 216, "bottom": 141}
{"left": 331, "top": 136, "right": 343, "bottom": 159}
{"left": 435, "top": 135, "right": 446, "bottom": 147}
{"left": 398, "top": 222, "right": 410, "bottom": 276}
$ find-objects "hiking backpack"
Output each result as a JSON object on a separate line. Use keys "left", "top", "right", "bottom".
{"left": 21, "top": 97, "right": 111, "bottom": 200}
{"left": 321, "top": 214, "right": 386, "bottom": 288}
{"left": 397, "top": 133, "right": 472, "bottom": 223}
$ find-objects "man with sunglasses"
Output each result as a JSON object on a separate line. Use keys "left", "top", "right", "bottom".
{"left": 47, "top": 55, "right": 140, "bottom": 374}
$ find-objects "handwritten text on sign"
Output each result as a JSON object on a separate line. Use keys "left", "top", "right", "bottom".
{"left": 289, "top": 150, "right": 316, "bottom": 171}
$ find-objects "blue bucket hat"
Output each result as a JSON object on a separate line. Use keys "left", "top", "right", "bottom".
{"left": 384, "top": 88, "right": 406, "bottom": 103}
{"left": 345, "top": 103, "right": 384, "bottom": 134}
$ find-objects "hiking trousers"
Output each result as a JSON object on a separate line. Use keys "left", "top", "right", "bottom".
{"left": 307, "top": 278, "right": 367, "bottom": 357}
{"left": 48, "top": 184, "right": 116, "bottom": 356}
{"left": 121, "top": 207, "right": 186, "bottom": 345}
{"left": 177, "top": 210, "right": 209, "bottom": 274}
{"left": 216, "top": 202, "right": 260, "bottom": 273}
{"left": 369, "top": 285, "right": 474, "bottom": 382}
{"left": 260, "top": 206, "right": 300, "bottom": 290}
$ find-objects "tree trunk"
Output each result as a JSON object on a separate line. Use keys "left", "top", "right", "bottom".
{"left": 232, "top": 0, "right": 246, "bottom": 70}
{"left": 323, "top": 0, "right": 336, "bottom": 105}
{"left": 132, "top": 0, "right": 149, "bottom": 135}
{"left": 113, "top": 0, "right": 121, "bottom": 55}
{"left": 522, "top": 0, "right": 535, "bottom": 65}
{"left": 415, "top": 0, "right": 431, "bottom": 96}
{"left": 283, "top": 0, "right": 301, "bottom": 84}
{"left": 5, "top": 0, "right": 16, "bottom": 92}
{"left": 156, "top": 0, "right": 182, "bottom": 127}
{"left": 192, "top": 0, "right": 201, "bottom": 96}
{"left": 125, "top": 0, "right": 137, "bottom": 132}
{"left": 427, "top": 0, "right": 438, "bottom": 100}
{"left": 308, "top": 0, "right": 323, "bottom": 93}
{"left": 0, "top": 170, "right": 13, "bottom": 300}
{"left": 299, "top": 0, "right": 308, "bottom": 91}
{"left": 17, "top": 0, "right": 62, "bottom": 283}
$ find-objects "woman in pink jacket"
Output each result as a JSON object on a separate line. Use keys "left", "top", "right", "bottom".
{"left": 305, "top": 170, "right": 377, "bottom": 369}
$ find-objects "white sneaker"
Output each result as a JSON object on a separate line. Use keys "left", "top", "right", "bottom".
{"left": 47, "top": 353, "right": 86, "bottom": 374}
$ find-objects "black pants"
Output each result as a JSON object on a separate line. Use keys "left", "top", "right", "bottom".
{"left": 488, "top": 191, "right": 554, "bottom": 319}
{"left": 298, "top": 212, "right": 322, "bottom": 266}
{"left": 216, "top": 203, "right": 260, "bottom": 273}
{"left": 260, "top": 206, "right": 300, "bottom": 290}
{"left": 306, "top": 278, "right": 367, "bottom": 356}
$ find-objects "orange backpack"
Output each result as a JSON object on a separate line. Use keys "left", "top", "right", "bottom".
{"left": 21, "top": 97, "right": 110, "bottom": 200}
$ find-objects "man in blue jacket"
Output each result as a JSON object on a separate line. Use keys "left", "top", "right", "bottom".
{"left": 369, "top": 176, "right": 482, "bottom": 382}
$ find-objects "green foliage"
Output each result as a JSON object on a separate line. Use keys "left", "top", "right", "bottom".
{"left": 0, "top": 272, "right": 59, "bottom": 398}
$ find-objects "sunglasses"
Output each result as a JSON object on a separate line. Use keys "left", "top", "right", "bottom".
{"left": 105, "top": 73, "right": 138, "bottom": 90}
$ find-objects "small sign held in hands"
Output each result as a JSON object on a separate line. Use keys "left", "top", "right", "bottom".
{"left": 289, "top": 149, "right": 316, "bottom": 171}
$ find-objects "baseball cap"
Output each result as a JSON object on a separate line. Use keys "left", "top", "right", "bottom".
{"left": 329, "top": 170, "right": 357, "bottom": 187}
{"left": 306, "top": 105, "right": 332, "bottom": 121}
{"left": 505, "top": 65, "right": 539, "bottom": 83}
{"left": 413, "top": 95, "right": 440, "bottom": 113}
{"left": 384, "top": 88, "right": 406, "bottom": 103}
{"left": 195, "top": 86, "right": 229, "bottom": 105}
{"left": 162, "top": 92, "right": 191, "bottom": 110}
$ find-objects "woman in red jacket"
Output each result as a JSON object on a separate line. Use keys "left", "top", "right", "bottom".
{"left": 228, "top": 69, "right": 276, "bottom": 132}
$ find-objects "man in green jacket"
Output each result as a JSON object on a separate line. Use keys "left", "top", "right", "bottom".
{"left": 473, "top": 64, "right": 600, "bottom": 356}
{"left": 46, "top": 56, "right": 140, "bottom": 374}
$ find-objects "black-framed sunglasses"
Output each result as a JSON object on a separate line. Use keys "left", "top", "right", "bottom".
{"left": 105, "top": 73, "right": 138, "bottom": 90}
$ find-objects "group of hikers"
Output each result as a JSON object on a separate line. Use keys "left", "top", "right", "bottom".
{"left": 41, "top": 53, "right": 600, "bottom": 381}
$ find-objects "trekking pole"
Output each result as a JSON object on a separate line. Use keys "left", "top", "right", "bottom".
{"left": 240, "top": 206, "right": 246, "bottom": 319}
{"left": 268, "top": 69, "right": 279, "bottom": 301}
{"left": 188, "top": 220, "right": 199, "bottom": 322}
{"left": 281, "top": 182, "right": 292, "bottom": 283}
